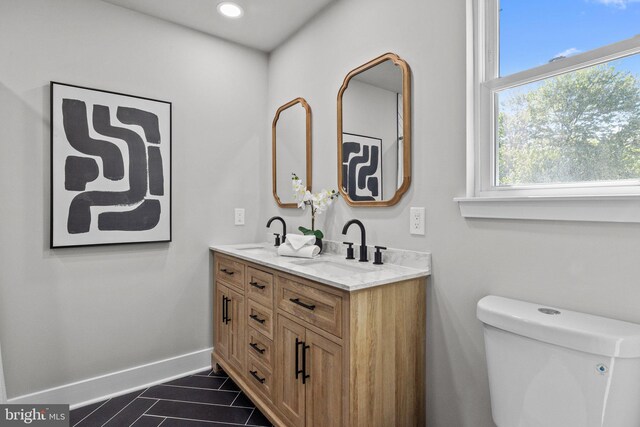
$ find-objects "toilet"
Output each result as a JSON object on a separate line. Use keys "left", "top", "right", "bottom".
{"left": 477, "top": 296, "right": 640, "bottom": 427}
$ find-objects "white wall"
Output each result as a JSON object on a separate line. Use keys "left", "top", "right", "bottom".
{"left": 342, "top": 79, "right": 398, "bottom": 199}
{"left": 265, "top": 0, "right": 640, "bottom": 425}
{"left": 0, "top": 0, "right": 267, "bottom": 399}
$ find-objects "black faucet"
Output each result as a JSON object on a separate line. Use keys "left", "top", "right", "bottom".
{"left": 342, "top": 219, "right": 368, "bottom": 262}
{"left": 266, "top": 216, "right": 287, "bottom": 246}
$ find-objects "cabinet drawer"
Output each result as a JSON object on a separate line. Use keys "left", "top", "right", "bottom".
{"left": 277, "top": 275, "right": 343, "bottom": 339}
{"left": 247, "top": 299, "right": 273, "bottom": 339}
{"left": 215, "top": 255, "right": 245, "bottom": 291}
{"left": 247, "top": 327, "right": 273, "bottom": 368}
{"left": 246, "top": 266, "right": 274, "bottom": 308}
{"left": 246, "top": 356, "right": 273, "bottom": 402}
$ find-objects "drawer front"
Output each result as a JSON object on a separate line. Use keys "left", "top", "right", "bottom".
{"left": 216, "top": 255, "right": 245, "bottom": 291}
{"left": 247, "top": 327, "right": 274, "bottom": 368}
{"left": 246, "top": 356, "right": 273, "bottom": 402}
{"left": 247, "top": 299, "right": 274, "bottom": 339}
{"left": 277, "top": 275, "right": 343, "bottom": 339}
{"left": 246, "top": 266, "right": 274, "bottom": 308}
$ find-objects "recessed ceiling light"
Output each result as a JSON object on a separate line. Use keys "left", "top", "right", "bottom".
{"left": 217, "top": 2, "right": 244, "bottom": 19}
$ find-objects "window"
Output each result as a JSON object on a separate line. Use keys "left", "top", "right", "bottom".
{"left": 459, "top": 0, "right": 640, "bottom": 222}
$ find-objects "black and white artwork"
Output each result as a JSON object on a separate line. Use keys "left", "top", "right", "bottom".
{"left": 50, "top": 82, "right": 171, "bottom": 248}
{"left": 341, "top": 133, "right": 382, "bottom": 201}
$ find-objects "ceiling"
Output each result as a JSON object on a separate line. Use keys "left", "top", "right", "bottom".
{"left": 102, "top": 0, "right": 336, "bottom": 52}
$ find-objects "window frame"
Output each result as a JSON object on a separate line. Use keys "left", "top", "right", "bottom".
{"left": 458, "top": 0, "right": 640, "bottom": 222}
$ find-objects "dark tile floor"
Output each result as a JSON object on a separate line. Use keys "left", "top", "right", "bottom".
{"left": 70, "top": 368, "right": 272, "bottom": 427}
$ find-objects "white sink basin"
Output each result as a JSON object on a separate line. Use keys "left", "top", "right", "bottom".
{"left": 288, "top": 259, "right": 377, "bottom": 276}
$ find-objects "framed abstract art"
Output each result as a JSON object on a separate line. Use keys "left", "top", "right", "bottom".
{"left": 341, "top": 132, "right": 383, "bottom": 201}
{"left": 50, "top": 82, "right": 171, "bottom": 248}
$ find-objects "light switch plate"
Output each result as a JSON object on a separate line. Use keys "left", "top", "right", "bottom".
{"left": 410, "top": 207, "right": 425, "bottom": 235}
{"left": 234, "top": 208, "right": 245, "bottom": 225}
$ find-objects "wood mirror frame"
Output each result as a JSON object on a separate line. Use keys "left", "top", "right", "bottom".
{"left": 272, "top": 97, "right": 312, "bottom": 208}
{"left": 337, "top": 53, "right": 411, "bottom": 207}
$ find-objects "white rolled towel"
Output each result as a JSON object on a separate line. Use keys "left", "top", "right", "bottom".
{"left": 277, "top": 234, "right": 320, "bottom": 258}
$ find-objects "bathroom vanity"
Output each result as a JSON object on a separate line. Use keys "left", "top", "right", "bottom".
{"left": 209, "top": 243, "right": 431, "bottom": 427}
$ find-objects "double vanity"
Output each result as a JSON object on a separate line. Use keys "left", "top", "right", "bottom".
{"left": 209, "top": 242, "right": 431, "bottom": 427}
{"left": 214, "top": 51, "right": 427, "bottom": 426}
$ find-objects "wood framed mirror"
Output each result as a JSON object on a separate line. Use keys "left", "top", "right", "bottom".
{"left": 272, "top": 98, "right": 312, "bottom": 207}
{"left": 337, "top": 53, "right": 411, "bottom": 206}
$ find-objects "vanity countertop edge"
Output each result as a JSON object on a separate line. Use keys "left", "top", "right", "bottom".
{"left": 209, "top": 242, "right": 431, "bottom": 292}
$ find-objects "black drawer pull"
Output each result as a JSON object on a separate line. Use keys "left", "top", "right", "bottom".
{"left": 222, "top": 296, "right": 227, "bottom": 323}
{"left": 224, "top": 297, "right": 231, "bottom": 324}
{"left": 249, "top": 281, "right": 266, "bottom": 290}
{"left": 220, "top": 268, "right": 234, "bottom": 275}
{"left": 301, "top": 342, "right": 310, "bottom": 384}
{"left": 250, "top": 370, "right": 266, "bottom": 384}
{"left": 249, "top": 314, "right": 266, "bottom": 324}
{"left": 250, "top": 342, "right": 266, "bottom": 354}
{"left": 295, "top": 338, "right": 303, "bottom": 379}
{"left": 289, "top": 298, "right": 316, "bottom": 311}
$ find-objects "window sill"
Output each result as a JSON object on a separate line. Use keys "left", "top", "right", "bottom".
{"left": 455, "top": 195, "right": 640, "bottom": 223}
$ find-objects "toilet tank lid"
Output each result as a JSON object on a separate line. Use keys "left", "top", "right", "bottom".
{"left": 477, "top": 296, "right": 640, "bottom": 358}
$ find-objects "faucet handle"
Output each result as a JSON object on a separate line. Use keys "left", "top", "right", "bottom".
{"left": 273, "top": 233, "right": 281, "bottom": 247}
{"left": 373, "top": 246, "right": 387, "bottom": 265}
{"left": 343, "top": 242, "right": 355, "bottom": 260}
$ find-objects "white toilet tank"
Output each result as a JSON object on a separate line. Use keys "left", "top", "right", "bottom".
{"left": 477, "top": 296, "right": 640, "bottom": 427}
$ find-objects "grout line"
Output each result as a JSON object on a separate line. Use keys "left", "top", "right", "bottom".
{"left": 73, "top": 398, "right": 111, "bottom": 426}
{"left": 229, "top": 391, "right": 241, "bottom": 407}
{"left": 244, "top": 408, "right": 255, "bottom": 426}
{"left": 138, "top": 396, "right": 254, "bottom": 409}
{"left": 217, "top": 377, "right": 229, "bottom": 390}
{"left": 127, "top": 398, "right": 159, "bottom": 427}
{"left": 145, "top": 414, "right": 259, "bottom": 426}
{"left": 156, "top": 384, "right": 237, "bottom": 393}
{"left": 157, "top": 418, "right": 166, "bottom": 426}
{"left": 192, "top": 374, "right": 220, "bottom": 378}
{"left": 207, "top": 371, "right": 228, "bottom": 378}
{"left": 101, "top": 388, "right": 148, "bottom": 427}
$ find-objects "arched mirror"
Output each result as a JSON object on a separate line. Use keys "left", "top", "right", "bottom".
{"left": 272, "top": 98, "right": 312, "bottom": 207}
{"left": 337, "top": 53, "right": 411, "bottom": 206}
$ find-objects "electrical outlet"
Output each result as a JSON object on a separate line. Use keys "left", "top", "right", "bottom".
{"left": 410, "top": 207, "right": 425, "bottom": 235}
{"left": 234, "top": 208, "right": 245, "bottom": 226}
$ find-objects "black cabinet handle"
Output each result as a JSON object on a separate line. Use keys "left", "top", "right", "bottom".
{"left": 295, "top": 338, "right": 303, "bottom": 379}
{"left": 302, "top": 342, "right": 310, "bottom": 384}
{"left": 221, "top": 296, "right": 227, "bottom": 323}
{"left": 249, "top": 281, "right": 266, "bottom": 290}
{"left": 249, "top": 342, "right": 266, "bottom": 354}
{"left": 249, "top": 314, "right": 266, "bottom": 324}
{"left": 289, "top": 298, "right": 316, "bottom": 311}
{"left": 249, "top": 370, "right": 266, "bottom": 384}
{"left": 224, "top": 297, "right": 231, "bottom": 324}
{"left": 220, "top": 268, "right": 234, "bottom": 276}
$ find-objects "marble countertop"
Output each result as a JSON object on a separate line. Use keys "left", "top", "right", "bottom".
{"left": 209, "top": 241, "right": 431, "bottom": 292}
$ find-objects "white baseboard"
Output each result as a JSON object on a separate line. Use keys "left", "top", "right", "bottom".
{"left": 8, "top": 347, "right": 213, "bottom": 410}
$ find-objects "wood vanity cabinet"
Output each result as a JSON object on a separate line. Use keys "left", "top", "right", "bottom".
{"left": 211, "top": 251, "right": 426, "bottom": 427}
{"left": 214, "top": 281, "right": 245, "bottom": 374}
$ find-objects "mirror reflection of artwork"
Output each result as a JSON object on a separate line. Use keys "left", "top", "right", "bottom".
{"left": 51, "top": 82, "right": 172, "bottom": 248}
{"left": 342, "top": 133, "right": 382, "bottom": 201}
{"left": 338, "top": 53, "right": 411, "bottom": 206}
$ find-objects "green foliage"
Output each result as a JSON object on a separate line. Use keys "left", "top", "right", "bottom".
{"left": 298, "top": 226, "right": 323, "bottom": 239}
{"left": 498, "top": 65, "right": 640, "bottom": 185}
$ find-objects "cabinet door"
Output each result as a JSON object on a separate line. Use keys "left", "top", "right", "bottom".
{"left": 227, "top": 286, "right": 246, "bottom": 373}
{"left": 305, "top": 330, "right": 343, "bottom": 427}
{"left": 276, "top": 315, "right": 306, "bottom": 426}
{"left": 215, "top": 283, "right": 229, "bottom": 360}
